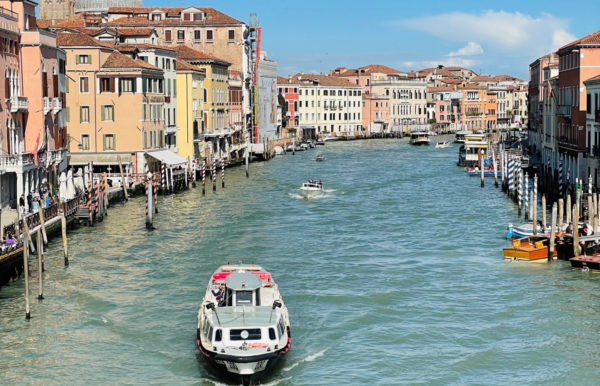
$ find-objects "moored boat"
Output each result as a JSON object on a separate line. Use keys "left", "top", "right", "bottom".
{"left": 197, "top": 264, "right": 291, "bottom": 386}
{"left": 570, "top": 254, "right": 600, "bottom": 271}
{"left": 503, "top": 236, "right": 557, "bottom": 262}
{"left": 454, "top": 130, "right": 473, "bottom": 143}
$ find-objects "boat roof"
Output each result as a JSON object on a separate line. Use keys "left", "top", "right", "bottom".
{"left": 456, "top": 130, "right": 473, "bottom": 135}
{"left": 225, "top": 271, "right": 262, "bottom": 291}
{"left": 207, "top": 306, "right": 279, "bottom": 328}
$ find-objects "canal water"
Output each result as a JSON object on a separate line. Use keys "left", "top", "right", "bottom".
{"left": 1, "top": 138, "right": 599, "bottom": 385}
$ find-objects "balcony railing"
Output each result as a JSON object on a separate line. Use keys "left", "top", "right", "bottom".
{"left": 8, "top": 96, "right": 28, "bottom": 113}
{"left": 558, "top": 104, "right": 571, "bottom": 117}
{"left": 43, "top": 97, "right": 52, "bottom": 114}
{"left": 52, "top": 97, "right": 62, "bottom": 114}
{"left": 0, "top": 152, "right": 33, "bottom": 169}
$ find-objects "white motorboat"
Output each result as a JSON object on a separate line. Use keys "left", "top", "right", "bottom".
{"left": 299, "top": 143, "right": 309, "bottom": 150}
{"left": 197, "top": 264, "right": 291, "bottom": 386}
{"left": 299, "top": 180, "right": 323, "bottom": 197}
{"left": 323, "top": 136, "right": 340, "bottom": 142}
{"left": 435, "top": 141, "right": 450, "bottom": 148}
{"left": 409, "top": 132, "right": 430, "bottom": 145}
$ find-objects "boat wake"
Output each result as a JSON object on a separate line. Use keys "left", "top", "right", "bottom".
{"left": 288, "top": 190, "right": 335, "bottom": 201}
{"left": 283, "top": 348, "right": 328, "bottom": 372}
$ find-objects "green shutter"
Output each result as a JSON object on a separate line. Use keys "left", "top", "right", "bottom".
{"left": 66, "top": 78, "right": 70, "bottom": 93}
{"left": 143, "top": 132, "right": 147, "bottom": 149}
{"left": 173, "top": 80, "right": 176, "bottom": 96}
{"left": 132, "top": 78, "right": 137, "bottom": 93}
{"left": 76, "top": 55, "right": 80, "bottom": 65}
{"left": 66, "top": 107, "right": 70, "bottom": 122}
{"left": 142, "top": 77, "right": 147, "bottom": 93}
{"left": 88, "top": 55, "right": 92, "bottom": 64}
{"left": 80, "top": 107, "right": 83, "bottom": 123}
{"left": 112, "top": 106, "right": 115, "bottom": 122}
{"left": 113, "top": 134, "right": 116, "bottom": 151}
{"left": 102, "top": 134, "right": 106, "bottom": 151}
{"left": 101, "top": 105, "right": 105, "bottom": 121}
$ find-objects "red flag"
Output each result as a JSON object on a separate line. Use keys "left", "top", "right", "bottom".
{"left": 547, "top": 80, "right": 552, "bottom": 99}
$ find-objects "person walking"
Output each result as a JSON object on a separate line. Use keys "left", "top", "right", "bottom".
{"left": 19, "top": 194, "right": 25, "bottom": 214}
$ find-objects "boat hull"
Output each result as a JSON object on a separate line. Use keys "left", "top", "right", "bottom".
{"left": 570, "top": 255, "right": 600, "bottom": 271}
{"left": 503, "top": 248, "right": 557, "bottom": 262}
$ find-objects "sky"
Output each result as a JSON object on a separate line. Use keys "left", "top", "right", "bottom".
{"left": 148, "top": 0, "right": 600, "bottom": 80}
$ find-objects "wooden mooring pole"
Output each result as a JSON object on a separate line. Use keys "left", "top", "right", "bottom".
{"left": 61, "top": 209, "right": 69, "bottom": 266}
{"left": 38, "top": 205, "right": 47, "bottom": 245}
{"left": 573, "top": 204, "right": 580, "bottom": 256}
{"left": 549, "top": 203, "right": 557, "bottom": 262}
{"left": 117, "top": 156, "right": 129, "bottom": 202}
{"left": 36, "top": 229, "right": 43, "bottom": 300}
{"left": 542, "top": 195, "right": 547, "bottom": 232}
{"left": 566, "top": 195, "right": 572, "bottom": 225}
{"left": 20, "top": 207, "right": 31, "bottom": 319}
{"left": 145, "top": 173, "right": 154, "bottom": 230}
{"left": 558, "top": 198, "right": 564, "bottom": 232}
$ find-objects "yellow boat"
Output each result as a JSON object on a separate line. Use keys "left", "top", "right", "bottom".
{"left": 503, "top": 236, "right": 557, "bottom": 263}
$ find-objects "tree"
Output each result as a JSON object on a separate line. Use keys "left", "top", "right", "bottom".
{"left": 278, "top": 93, "right": 288, "bottom": 128}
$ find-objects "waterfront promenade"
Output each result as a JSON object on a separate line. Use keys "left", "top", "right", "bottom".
{"left": 1, "top": 138, "right": 599, "bottom": 384}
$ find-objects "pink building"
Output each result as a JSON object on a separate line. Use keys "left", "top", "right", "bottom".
{"left": 0, "top": 0, "right": 67, "bottom": 210}
{"left": 276, "top": 77, "right": 299, "bottom": 138}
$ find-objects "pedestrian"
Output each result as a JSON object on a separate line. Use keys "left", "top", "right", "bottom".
{"left": 27, "top": 192, "right": 32, "bottom": 213}
{"left": 19, "top": 194, "right": 25, "bottom": 213}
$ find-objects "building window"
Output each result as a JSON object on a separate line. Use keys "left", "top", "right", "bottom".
{"left": 165, "top": 30, "right": 172, "bottom": 42}
{"left": 177, "top": 30, "right": 185, "bottom": 41}
{"left": 228, "top": 30, "right": 235, "bottom": 41}
{"left": 101, "top": 105, "right": 114, "bottom": 121}
{"left": 103, "top": 134, "right": 115, "bottom": 151}
{"left": 99, "top": 78, "right": 115, "bottom": 93}
{"left": 119, "top": 78, "right": 135, "bottom": 93}
{"left": 206, "top": 30, "right": 213, "bottom": 41}
{"left": 81, "top": 134, "right": 90, "bottom": 151}
{"left": 194, "top": 30, "right": 201, "bottom": 41}
{"left": 194, "top": 13, "right": 202, "bottom": 21}
{"left": 79, "top": 77, "right": 89, "bottom": 93}
{"left": 77, "top": 55, "right": 90, "bottom": 64}
{"left": 80, "top": 106, "right": 90, "bottom": 123}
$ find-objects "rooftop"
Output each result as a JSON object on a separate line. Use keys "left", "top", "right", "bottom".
{"left": 101, "top": 51, "right": 160, "bottom": 71}
{"left": 289, "top": 74, "right": 358, "bottom": 87}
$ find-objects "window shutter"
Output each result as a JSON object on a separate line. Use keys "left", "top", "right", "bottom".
{"left": 142, "top": 77, "right": 147, "bottom": 93}
{"left": 173, "top": 80, "right": 176, "bottom": 96}
{"left": 88, "top": 55, "right": 92, "bottom": 64}
{"left": 101, "top": 106, "right": 106, "bottom": 121}
{"left": 66, "top": 107, "right": 70, "bottom": 122}
{"left": 66, "top": 78, "right": 70, "bottom": 93}
{"left": 109, "top": 77, "right": 115, "bottom": 92}
{"left": 132, "top": 78, "right": 137, "bottom": 93}
{"left": 80, "top": 107, "right": 83, "bottom": 122}
{"left": 113, "top": 134, "right": 116, "bottom": 150}
{"left": 103, "top": 134, "right": 106, "bottom": 151}
{"left": 143, "top": 132, "right": 147, "bottom": 148}
{"left": 76, "top": 55, "right": 80, "bottom": 65}
{"left": 4, "top": 78, "right": 9, "bottom": 98}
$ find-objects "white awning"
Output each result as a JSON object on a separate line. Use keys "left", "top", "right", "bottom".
{"left": 145, "top": 149, "right": 187, "bottom": 166}
{"left": 69, "top": 152, "right": 132, "bottom": 166}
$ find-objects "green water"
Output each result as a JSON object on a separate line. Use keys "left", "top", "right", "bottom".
{"left": 1, "top": 138, "right": 599, "bottom": 385}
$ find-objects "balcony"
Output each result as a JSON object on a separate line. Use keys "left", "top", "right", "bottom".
{"left": 43, "top": 97, "right": 52, "bottom": 114}
{"left": 0, "top": 152, "right": 33, "bottom": 171}
{"left": 558, "top": 105, "right": 571, "bottom": 117}
{"left": 8, "top": 96, "right": 28, "bottom": 113}
{"left": 52, "top": 97, "right": 62, "bottom": 114}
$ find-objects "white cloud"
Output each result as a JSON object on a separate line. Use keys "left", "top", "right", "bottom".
{"left": 448, "top": 42, "right": 483, "bottom": 57}
{"left": 396, "top": 11, "right": 575, "bottom": 56}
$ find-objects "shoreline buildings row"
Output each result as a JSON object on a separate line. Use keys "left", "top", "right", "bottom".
{"left": 0, "top": 0, "right": 529, "bottom": 212}
{"left": 527, "top": 30, "right": 600, "bottom": 193}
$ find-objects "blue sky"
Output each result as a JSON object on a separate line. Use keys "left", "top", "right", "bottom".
{"left": 148, "top": 0, "right": 600, "bottom": 80}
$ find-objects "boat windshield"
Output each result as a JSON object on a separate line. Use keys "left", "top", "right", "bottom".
{"left": 236, "top": 290, "right": 253, "bottom": 306}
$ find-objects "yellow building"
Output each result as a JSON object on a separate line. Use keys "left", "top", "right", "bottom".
{"left": 175, "top": 45, "right": 231, "bottom": 162}
{"left": 176, "top": 59, "right": 205, "bottom": 161}
{"left": 58, "top": 32, "right": 166, "bottom": 174}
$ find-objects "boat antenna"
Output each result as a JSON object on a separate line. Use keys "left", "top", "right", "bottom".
{"left": 269, "top": 300, "right": 282, "bottom": 323}
{"left": 206, "top": 302, "right": 221, "bottom": 326}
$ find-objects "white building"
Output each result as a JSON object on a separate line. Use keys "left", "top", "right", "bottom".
{"left": 584, "top": 76, "right": 600, "bottom": 187}
{"left": 290, "top": 74, "right": 362, "bottom": 137}
{"left": 372, "top": 77, "right": 428, "bottom": 130}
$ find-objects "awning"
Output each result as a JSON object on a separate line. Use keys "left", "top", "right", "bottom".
{"left": 69, "top": 152, "right": 132, "bottom": 166}
{"left": 145, "top": 149, "right": 187, "bottom": 166}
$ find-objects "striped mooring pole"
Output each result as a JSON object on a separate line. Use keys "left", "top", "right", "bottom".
{"left": 153, "top": 174, "right": 158, "bottom": 214}
{"left": 145, "top": 172, "right": 153, "bottom": 229}
{"left": 161, "top": 163, "right": 166, "bottom": 192}
{"left": 534, "top": 173, "right": 538, "bottom": 211}
{"left": 212, "top": 159, "right": 217, "bottom": 192}
{"left": 524, "top": 172, "right": 529, "bottom": 220}
{"left": 518, "top": 168, "right": 523, "bottom": 216}
{"left": 508, "top": 158, "right": 514, "bottom": 197}
{"left": 87, "top": 182, "right": 93, "bottom": 225}
{"left": 202, "top": 160, "right": 206, "bottom": 195}
{"left": 559, "top": 159, "right": 563, "bottom": 197}
{"left": 221, "top": 158, "right": 225, "bottom": 188}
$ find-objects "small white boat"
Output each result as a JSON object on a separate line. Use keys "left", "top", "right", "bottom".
{"left": 435, "top": 141, "right": 450, "bottom": 148}
{"left": 300, "top": 143, "right": 309, "bottom": 150}
{"left": 274, "top": 146, "right": 284, "bottom": 155}
{"left": 315, "top": 154, "right": 326, "bottom": 161}
{"left": 300, "top": 179, "right": 323, "bottom": 197}
{"left": 197, "top": 264, "right": 291, "bottom": 386}
{"left": 323, "top": 136, "right": 340, "bottom": 142}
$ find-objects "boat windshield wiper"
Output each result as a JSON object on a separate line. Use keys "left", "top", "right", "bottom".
{"left": 269, "top": 300, "right": 282, "bottom": 323}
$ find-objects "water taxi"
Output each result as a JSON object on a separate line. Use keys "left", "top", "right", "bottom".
{"left": 435, "top": 141, "right": 450, "bottom": 148}
{"left": 503, "top": 236, "right": 557, "bottom": 262}
{"left": 300, "top": 180, "right": 323, "bottom": 197}
{"left": 454, "top": 130, "right": 473, "bottom": 143}
{"left": 457, "top": 140, "right": 488, "bottom": 167}
{"left": 197, "top": 264, "right": 291, "bottom": 386}
{"left": 409, "top": 132, "right": 430, "bottom": 145}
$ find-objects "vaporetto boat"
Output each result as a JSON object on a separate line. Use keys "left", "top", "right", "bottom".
{"left": 197, "top": 264, "right": 291, "bottom": 386}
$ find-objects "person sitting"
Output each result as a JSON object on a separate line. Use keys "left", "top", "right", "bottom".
{"left": 211, "top": 283, "right": 226, "bottom": 306}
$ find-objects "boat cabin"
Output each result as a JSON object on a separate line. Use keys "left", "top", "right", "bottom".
{"left": 454, "top": 130, "right": 473, "bottom": 143}
{"left": 458, "top": 141, "right": 488, "bottom": 167}
{"left": 302, "top": 180, "right": 323, "bottom": 189}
